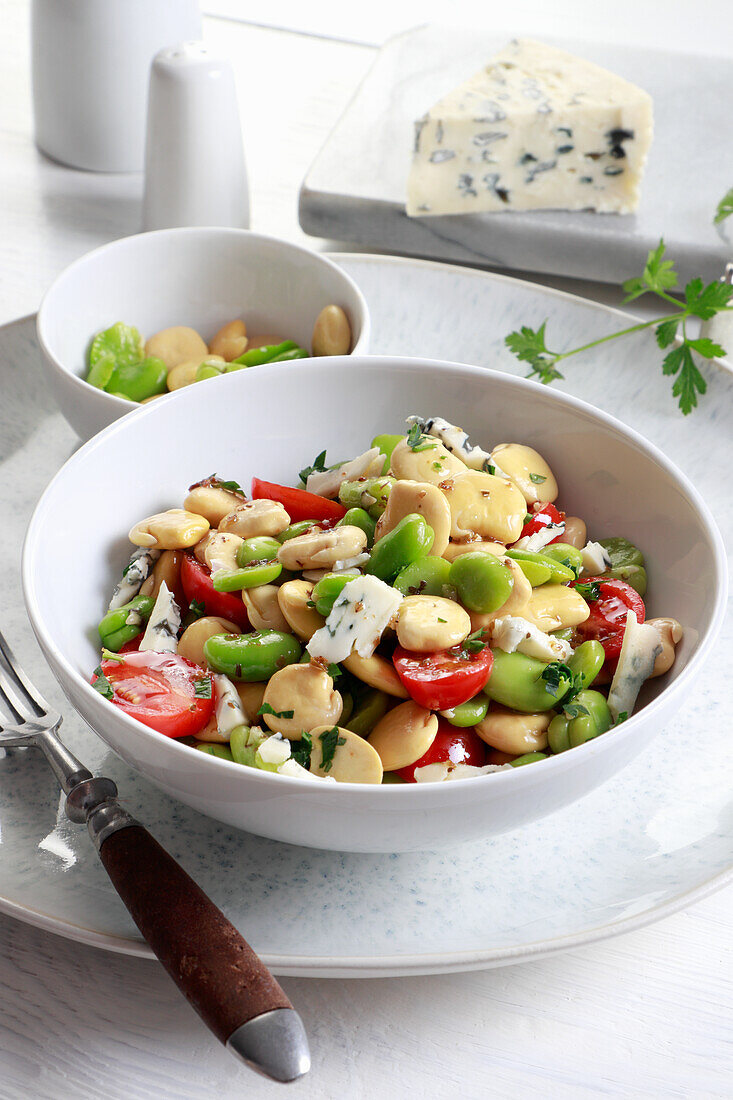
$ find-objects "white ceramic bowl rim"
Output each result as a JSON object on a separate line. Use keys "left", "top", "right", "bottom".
{"left": 35, "top": 225, "right": 371, "bottom": 413}
{"left": 22, "top": 357, "right": 728, "bottom": 797}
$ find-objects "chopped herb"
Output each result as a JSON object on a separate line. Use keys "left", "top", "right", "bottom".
{"left": 540, "top": 661, "right": 573, "bottom": 696}
{"left": 213, "top": 477, "right": 244, "bottom": 495}
{"left": 615, "top": 711, "right": 629, "bottom": 725}
{"left": 432, "top": 461, "right": 443, "bottom": 471}
{"left": 306, "top": 599, "right": 317, "bottom": 609}
{"left": 92, "top": 667, "right": 114, "bottom": 699}
{"left": 258, "top": 702, "right": 295, "bottom": 720}
{"left": 463, "top": 628, "right": 488, "bottom": 654}
{"left": 562, "top": 701, "right": 589, "bottom": 719}
{"left": 291, "top": 731, "right": 313, "bottom": 769}
{"left": 189, "top": 599, "right": 205, "bottom": 619}
{"left": 319, "top": 726, "right": 346, "bottom": 773}
{"left": 437, "top": 617, "right": 447, "bottom": 623}
{"left": 575, "top": 580, "right": 601, "bottom": 601}
{"left": 299, "top": 449, "right": 328, "bottom": 485}
{"left": 406, "top": 422, "right": 437, "bottom": 452}
{"left": 529, "top": 472, "right": 547, "bottom": 484}
{"left": 482, "top": 460, "right": 496, "bottom": 475}
{"left": 714, "top": 187, "right": 733, "bottom": 225}
{"left": 327, "top": 663, "right": 342, "bottom": 680}
{"left": 524, "top": 513, "right": 533, "bottom": 525}
{"left": 194, "top": 676, "right": 213, "bottom": 699}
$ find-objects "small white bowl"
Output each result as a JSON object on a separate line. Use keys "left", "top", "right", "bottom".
{"left": 22, "top": 357, "right": 727, "bottom": 853}
{"left": 36, "top": 227, "right": 370, "bottom": 440}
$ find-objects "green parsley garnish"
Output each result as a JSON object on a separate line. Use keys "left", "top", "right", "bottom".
{"left": 463, "top": 628, "right": 488, "bottom": 654}
{"left": 189, "top": 599, "right": 205, "bottom": 619}
{"left": 291, "top": 731, "right": 313, "bottom": 769}
{"left": 540, "top": 661, "right": 573, "bottom": 696}
{"left": 194, "top": 676, "right": 213, "bottom": 699}
{"left": 406, "top": 422, "right": 437, "bottom": 452}
{"left": 505, "top": 239, "right": 730, "bottom": 414}
{"left": 92, "top": 667, "right": 114, "bottom": 699}
{"left": 529, "top": 472, "right": 547, "bottom": 484}
{"left": 562, "top": 700, "right": 589, "bottom": 719}
{"left": 327, "top": 663, "right": 342, "bottom": 680}
{"left": 615, "top": 711, "right": 629, "bottom": 725}
{"left": 299, "top": 449, "right": 328, "bottom": 485}
{"left": 258, "top": 702, "right": 295, "bottom": 720}
{"left": 483, "top": 460, "right": 496, "bottom": 475}
{"left": 574, "top": 580, "right": 601, "bottom": 601}
{"left": 212, "top": 477, "right": 245, "bottom": 495}
{"left": 319, "top": 726, "right": 346, "bottom": 773}
{"left": 714, "top": 187, "right": 733, "bottom": 225}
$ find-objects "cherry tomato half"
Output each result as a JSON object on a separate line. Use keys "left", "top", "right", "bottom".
{"left": 92, "top": 651, "right": 214, "bottom": 738}
{"left": 251, "top": 477, "right": 347, "bottom": 523}
{"left": 574, "top": 576, "right": 645, "bottom": 661}
{"left": 397, "top": 719, "right": 487, "bottom": 782}
{"left": 519, "top": 502, "right": 566, "bottom": 542}
{"left": 180, "top": 553, "right": 250, "bottom": 628}
{"left": 392, "top": 644, "right": 494, "bottom": 711}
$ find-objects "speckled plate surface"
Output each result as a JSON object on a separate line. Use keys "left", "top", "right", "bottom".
{"left": 1, "top": 256, "right": 731, "bottom": 976}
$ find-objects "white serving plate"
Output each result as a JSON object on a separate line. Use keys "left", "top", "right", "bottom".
{"left": 300, "top": 26, "right": 733, "bottom": 286}
{"left": 1, "top": 255, "right": 731, "bottom": 974}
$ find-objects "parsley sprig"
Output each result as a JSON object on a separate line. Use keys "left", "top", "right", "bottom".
{"left": 299, "top": 449, "right": 328, "bottom": 484}
{"left": 714, "top": 187, "right": 733, "bottom": 226}
{"left": 505, "top": 239, "right": 732, "bottom": 415}
{"left": 406, "top": 423, "right": 437, "bottom": 452}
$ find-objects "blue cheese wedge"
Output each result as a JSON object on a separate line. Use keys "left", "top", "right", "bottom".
{"left": 581, "top": 540, "right": 612, "bottom": 574}
{"left": 108, "top": 546, "right": 160, "bottom": 610}
{"left": 307, "top": 575, "right": 403, "bottom": 664}
{"left": 491, "top": 615, "right": 572, "bottom": 661}
{"left": 407, "top": 38, "right": 653, "bottom": 216}
{"left": 512, "top": 522, "right": 565, "bottom": 552}
{"left": 212, "top": 673, "right": 247, "bottom": 736}
{"left": 406, "top": 415, "right": 492, "bottom": 470}
{"left": 138, "top": 581, "right": 181, "bottom": 653}
{"left": 306, "top": 447, "right": 384, "bottom": 498}
{"left": 607, "top": 610, "right": 662, "bottom": 721}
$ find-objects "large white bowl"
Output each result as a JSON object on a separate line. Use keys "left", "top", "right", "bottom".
{"left": 36, "top": 227, "right": 370, "bottom": 440}
{"left": 22, "top": 357, "right": 727, "bottom": 853}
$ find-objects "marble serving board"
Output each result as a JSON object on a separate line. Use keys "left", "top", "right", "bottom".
{"left": 300, "top": 25, "right": 733, "bottom": 285}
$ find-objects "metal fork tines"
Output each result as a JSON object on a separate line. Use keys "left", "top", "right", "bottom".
{"left": 0, "top": 630, "right": 92, "bottom": 792}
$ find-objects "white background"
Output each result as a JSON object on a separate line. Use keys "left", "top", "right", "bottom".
{"left": 0, "top": 2, "right": 731, "bottom": 1097}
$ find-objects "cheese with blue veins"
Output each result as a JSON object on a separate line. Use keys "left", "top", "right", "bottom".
{"left": 581, "top": 540, "right": 612, "bottom": 574}
{"left": 306, "top": 447, "right": 384, "bottom": 498}
{"left": 407, "top": 39, "right": 653, "bottom": 216}
{"left": 108, "top": 546, "right": 160, "bottom": 610}
{"left": 307, "top": 575, "right": 403, "bottom": 664}
{"left": 406, "top": 415, "right": 493, "bottom": 471}
{"left": 212, "top": 674, "right": 246, "bottom": 736}
{"left": 491, "top": 615, "right": 573, "bottom": 662}
{"left": 607, "top": 610, "right": 662, "bottom": 721}
{"left": 138, "top": 581, "right": 181, "bottom": 653}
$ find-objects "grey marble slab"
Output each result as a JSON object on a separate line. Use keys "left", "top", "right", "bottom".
{"left": 300, "top": 26, "right": 733, "bottom": 285}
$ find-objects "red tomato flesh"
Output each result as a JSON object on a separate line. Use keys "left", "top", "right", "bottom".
{"left": 180, "top": 552, "right": 249, "bottom": 628}
{"left": 397, "top": 720, "right": 487, "bottom": 782}
{"left": 93, "top": 651, "right": 214, "bottom": 738}
{"left": 519, "top": 502, "right": 566, "bottom": 543}
{"left": 251, "top": 477, "right": 347, "bottom": 523}
{"left": 574, "top": 577, "right": 645, "bottom": 661}
{"left": 392, "top": 644, "right": 494, "bottom": 711}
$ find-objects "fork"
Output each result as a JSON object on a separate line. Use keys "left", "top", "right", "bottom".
{"left": 0, "top": 629, "right": 310, "bottom": 1083}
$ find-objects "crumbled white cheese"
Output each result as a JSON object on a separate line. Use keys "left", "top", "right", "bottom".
{"left": 212, "top": 673, "right": 246, "bottom": 737}
{"left": 306, "top": 447, "right": 384, "bottom": 498}
{"left": 413, "top": 762, "right": 513, "bottom": 782}
{"left": 124, "top": 609, "right": 143, "bottom": 628}
{"left": 138, "top": 582, "right": 181, "bottom": 654}
{"left": 512, "top": 522, "right": 565, "bottom": 552}
{"left": 307, "top": 574, "right": 403, "bottom": 664}
{"left": 108, "top": 547, "right": 160, "bottom": 610}
{"left": 607, "top": 610, "right": 662, "bottom": 721}
{"left": 491, "top": 615, "right": 573, "bottom": 661}
{"left": 406, "top": 414, "right": 492, "bottom": 470}
{"left": 277, "top": 758, "right": 337, "bottom": 782}
{"left": 257, "top": 733, "right": 292, "bottom": 767}
{"left": 581, "top": 540, "right": 612, "bottom": 575}
{"left": 332, "top": 554, "right": 370, "bottom": 572}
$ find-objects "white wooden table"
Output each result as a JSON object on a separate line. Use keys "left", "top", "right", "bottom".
{"left": 0, "top": 3, "right": 731, "bottom": 1097}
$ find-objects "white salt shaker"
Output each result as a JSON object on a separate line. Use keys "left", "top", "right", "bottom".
{"left": 31, "top": 0, "right": 201, "bottom": 172}
{"left": 142, "top": 42, "right": 250, "bottom": 231}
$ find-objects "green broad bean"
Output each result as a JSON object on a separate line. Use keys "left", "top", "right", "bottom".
{"left": 371, "top": 433, "right": 404, "bottom": 474}
{"left": 86, "top": 353, "right": 115, "bottom": 390}
{"left": 548, "top": 690, "right": 612, "bottom": 753}
{"left": 211, "top": 561, "right": 282, "bottom": 591}
{"left": 227, "top": 340, "right": 298, "bottom": 369}
{"left": 506, "top": 548, "right": 575, "bottom": 585}
{"left": 98, "top": 595, "right": 155, "bottom": 651}
{"left": 337, "top": 507, "right": 376, "bottom": 546}
{"left": 484, "top": 650, "right": 572, "bottom": 712}
{"left": 510, "top": 558, "right": 552, "bottom": 586}
{"left": 89, "top": 322, "right": 144, "bottom": 370}
{"left": 236, "top": 537, "right": 281, "bottom": 566}
{"left": 381, "top": 772, "right": 407, "bottom": 784}
{"left": 450, "top": 553, "right": 514, "bottom": 613}
{"left": 339, "top": 692, "right": 354, "bottom": 726}
{"left": 442, "top": 695, "right": 489, "bottom": 727}
{"left": 196, "top": 743, "right": 234, "bottom": 761}
{"left": 552, "top": 627, "right": 575, "bottom": 644}
{"left": 196, "top": 362, "right": 223, "bottom": 382}
{"left": 278, "top": 520, "right": 319, "bottom": 542}
{"left": 603, "top": 563, "right": 647, "bottom": 597}
{"left": 599, "top": 536, "right": 645, "bottom": 569}
{"left": 567, "top": 640, "right": 605, "bottom": 691}
{"left": 345, "top": 689, "right": 391, "bottom": 737}
{"left": 107, "top": 357, "right": 168, "bottom": 402}
{"left": 365, "top": 513, "right": 434, "bottom": 582}
{"left": 269, "top": 347, "right": 308, "bottom": 362}
{"left": 229, "top": 725, "right": 255, "bottom": 766}
{"left": 339, "top": 477, "right": 394, "bottom": 517}
{"left": 510, "top": 752, "right": 548, "bottom": 767}
{"left": 203, "top": 630, "right": 302, "bottom": 681}
{"left": 311, "top": 571, "right": 360, "bottom": 616}
{"left": 542, "top": 543, "right": 584, "bottom": 578}
{"left": 393, "top": 556, "right": 452, "bottom": 597}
